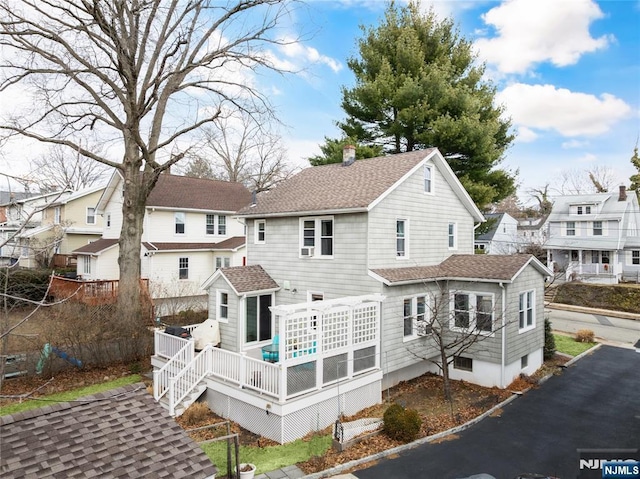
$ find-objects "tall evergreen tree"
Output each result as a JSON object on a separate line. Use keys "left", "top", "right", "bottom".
{"left": 630, "top": 146, "right": 640, "bottom": 194}
{"left": 319, "top": 1, "right": 516, "bottom": 208}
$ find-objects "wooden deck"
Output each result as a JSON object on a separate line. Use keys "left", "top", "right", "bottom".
{"left": 50, "top": 276, "right": 153, "bottom": 311}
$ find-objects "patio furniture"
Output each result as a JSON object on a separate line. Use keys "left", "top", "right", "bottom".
{"left": 261, "top": 335, "right": 279, "bottom": 362}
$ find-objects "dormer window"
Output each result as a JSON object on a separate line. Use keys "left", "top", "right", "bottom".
{"left": 575, "top": 205, "right": 593, "bottom": 215}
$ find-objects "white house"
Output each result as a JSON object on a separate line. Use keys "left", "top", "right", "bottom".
{"left": 544, "top": 186, "right": 640, "bottom": 283}
{"left": 474, "top": 212, "right": 519, "bottom": 254}
{"left": 151, "top": 147, "right": 551, "bottom": 443}
{"left": 73, "top": 172, "right": 252, "bottom": 315}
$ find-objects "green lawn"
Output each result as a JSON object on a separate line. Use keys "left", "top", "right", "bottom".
{"left": 0, "top": 374, "right": 142, "bottom": 416}
{"left": 553, "top": 334, "right": 597, "bottom": 357}
{"left": 201, "top": 433, "right": 332, "bottom": 476}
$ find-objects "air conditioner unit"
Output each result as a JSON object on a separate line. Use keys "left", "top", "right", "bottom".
{"left": 416, "top": 320, "right": 432, "bottom": 336}
{"left": 300, "top": 246, "right": 315, "bottom": 257}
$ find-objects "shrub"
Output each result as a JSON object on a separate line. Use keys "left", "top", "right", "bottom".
{"left": 575, "top": 329, "right": 595, "bottom": 343}
{"left": 181, "top": 401, "right": 212, "bottom": 426}
{"left": 383, "top": 403, "right": 422, "bottom": 443}
{"left": 543, "top": 317, "right": 556, "bottom": 360}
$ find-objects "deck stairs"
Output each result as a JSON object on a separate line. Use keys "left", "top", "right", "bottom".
{"left": 158, "top": 379, "right": 207, "bottom": 417}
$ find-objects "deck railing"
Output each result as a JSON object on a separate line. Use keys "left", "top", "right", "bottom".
{"left": 153, "top": 335, "right": 194, "bottom": 401}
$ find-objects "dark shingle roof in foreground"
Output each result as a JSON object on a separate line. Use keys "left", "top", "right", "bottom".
{"left": 371, "top": 254, "right": 548, "bottom": 285}
{"left": 0, "top": 383, "right": 217, "bottom": 478}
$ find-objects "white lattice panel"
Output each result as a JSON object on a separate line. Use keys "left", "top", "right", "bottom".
{"left": 283, "top": 311, "right": 319, "bottom": 360}
{"left": 352, "top": 304, "right": 378, "bottom": 344}
{"left": 322, "top": 306, "right": 350, "bottom": 352}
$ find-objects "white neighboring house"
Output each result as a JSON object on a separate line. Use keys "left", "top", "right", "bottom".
{"left": 474, "top": 212, "right": 519, "bottom": 254}
{"left": 15, "top": 185, "right": 106, "bottom": 269}
{"left": 150, "top": 147, "right": 551, "bottom": 444}
{"left": 73, "top": 172, "right": 251, "bottom": 315}
{"left": 0, "top": 190, "right": 72, "bottom": 265}
{"left": 544, "top": 186, "right": 640, "bottom": 283}
{"left": 517, "top": 215, "right": 549, "bottom": 250}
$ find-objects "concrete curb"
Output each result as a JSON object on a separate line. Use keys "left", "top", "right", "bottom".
{"left": 302, "top": 346, "right": 599, "bottom": 479}
{"left": 546, "top": 303, "right": 640, "bottom": 321}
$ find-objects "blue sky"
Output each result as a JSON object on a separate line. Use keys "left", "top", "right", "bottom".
{"left": 269, "top": 0, "right": 640, "bottom": 204}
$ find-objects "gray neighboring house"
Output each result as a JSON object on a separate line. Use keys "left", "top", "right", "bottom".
{"left": 544, "top": 186, "right": 640, "bottom": 283}
{"left": 474, "top": 212, "right": 519, "bottom": 254}
{"left": 0, "top": 383, "right": 217, "bottom": 478}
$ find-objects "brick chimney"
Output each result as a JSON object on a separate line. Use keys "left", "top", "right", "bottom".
{"left": 619, "top": 185, "right": 627, "bottom": 201}
{"left": 342, "top": 145, "right": 356, "bottom": 167}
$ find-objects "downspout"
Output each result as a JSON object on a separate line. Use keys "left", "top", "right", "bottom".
{"left": 500, "top": 282, "right": 506, "bottom": 389}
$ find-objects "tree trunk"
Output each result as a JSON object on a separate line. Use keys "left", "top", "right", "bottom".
{"left": 440, "top": 346, "right": 452, "bottom": 402}
{"left": 116, "top": 154, "right": 149, "bottom": 324}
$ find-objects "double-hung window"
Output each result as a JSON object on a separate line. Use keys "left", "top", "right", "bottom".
{"left": 83, "top": 256, "right": 91, "bottom": 275}
{"left": 206, "top": 214, "right": 215, "bottom": 235}
{"left": 178, "top": 257, "right": 189, "bottom": 279}
{"left": 218, "top": 215, "right": 226, "bottom": 235}
{"left": 424, "top": 165, "right": 433, "bottom": 193}
{"left": 300, "top": 216, "right": 333, "bottom": 257}
{"left": 448, "top": 222, "right": 457, "bottom": 249}
{"left": 215, "top": 257, "right": 230, "bottom": 270}
{"left": 566, "top": 221, "right": 576, "bottom": 236}
{"left": 54, "top": 207, "right": 61, "bottom": 225}
{"left": 255, "top": 220, "right": 266, "bottom": 244}
{"left": 218, "top": 291, "right": 229, "bottom": 321}
{"left": 86, "top": 207, "right": 96, "bottom": 225}
{"left": 633, "top": 251, "right": 640, "bottom": 265}
{"left": 403, "top": 296, "right": 428, "bottom": 338}
{"left": 396, "top": 219, "right": 407, "bottom": 257}
{"left": 592, "top": 221, "right": 603, "bottom": 236}
{"left": 451, "top": 292, "right": 494, "bottom": 333}
{"left": 175, "top": 212, "right": 186, "bottom": 235}
{"left": 518, "top": 290, "right": 534, "bottom": 331}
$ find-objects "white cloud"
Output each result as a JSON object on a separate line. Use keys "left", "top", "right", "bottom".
{"left": 497, "top": 83, "right": 632, "bottom": 137}
{"left": 562, "top": 139, "right": 590, "bottom": 149}
{"left": 576, "top": 153, "right": 597, "bottom": 163}
{"left": 279, "top": 38, "right": 342, "bottom": 73}
{"left": 514, "top": 126, "right": 538, "bottom": 143}
{"left": 475, "top": 0, "right": 612, "bottom": 74}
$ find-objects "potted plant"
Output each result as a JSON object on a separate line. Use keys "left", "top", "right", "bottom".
{"left": 237, "top": 463, "right": 256, "bottom": 479}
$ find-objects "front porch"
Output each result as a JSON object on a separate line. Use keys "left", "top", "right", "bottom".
{"left": 548, "top": 249, "right": 621, "bottom": 284}
{"left": 152, "top": 294, "right": 385, "bottom": 443}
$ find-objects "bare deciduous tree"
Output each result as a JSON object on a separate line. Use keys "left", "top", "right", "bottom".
{"left": 29, "top": 145, "right": 110, "bottom": 192}
{"left": 552, "top": 166, "right": 616, "bottom": 195}
{"left": 181, "top": 111, "right": 296, "bottom": 191}
{"left": 0, "top": 0, "right": 298, "bottom": 320}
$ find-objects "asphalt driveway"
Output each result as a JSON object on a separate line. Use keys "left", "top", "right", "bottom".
{"left": 352, "top": 345, "right": 640, "bottom": 479}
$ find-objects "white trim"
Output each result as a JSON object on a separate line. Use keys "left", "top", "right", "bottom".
{"left": 448, "top": 222, "right": 457, "bottom": 250}
{"left": 216, "top": 289, "right": 230, "bottom": 323}
{"left": 518, "top": 289, "right": 536, "bottom": 333}
{"left": 449, "top": 291, "right": 495, "bottom": 335}
{"left": 299, "top": 216, "right": 334, "bottom": 259}
{"left": 423, "top": 163, "right": 434, "bottom": 194}
{"left": 396, "top": 218, "right": 409, "bottom": 259}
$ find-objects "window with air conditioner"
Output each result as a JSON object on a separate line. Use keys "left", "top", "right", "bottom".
{"left": 299, "top": 216, "right": 333, "bottom": 258}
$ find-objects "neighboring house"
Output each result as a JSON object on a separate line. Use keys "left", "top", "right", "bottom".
{"left": 0, "top": 383, "right": 217, "bottom": 478}
{"left": 0, "top": 190, "right": 72, "bottom": 265}
{"left": 151, "top": 147, "right": 551, "bottom": 444}
{"left": 14, "top": 184, "right": 106, "bottom": 268}
{"left": 73, "top": 172, "right": 252, "bottom": 315}
{"left": 544, "top": 186, "right": 640, "bottom": 284}
{"left": 517, "top": 215, "right": 549, "bottom": 249}
{"left": 474, "top": 212, "right": 519, "bottom": 254}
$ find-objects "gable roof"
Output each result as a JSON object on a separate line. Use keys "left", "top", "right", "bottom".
{"left": 73, "top": 238, "right": 119, "bottom": 254}
{"left": 237, "top": 149, "right": 483, "bottom": 221}
{"left": 48, "top": 184, "right": 107, "bottom": 206}
{"left": 370, "top": 254, "right": 551, "bottom": 286}
{"left": 96, "top": 171, "right": 252, "bottom": 214}
{"left": 0, "top": 383, "right": 217, "bottom": 478}
{"left": 475, "top": 213, "right": 505, "bottom": 242}
{"left": 201, "top": 264, "right": 280, "bottom": 294}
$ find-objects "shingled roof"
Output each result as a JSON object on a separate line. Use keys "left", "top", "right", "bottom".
{"left": 206, "top": 264, "right": 280, "bottom": 294}
{"left": 237, "top": 149, "right": 438, "bottom": 217}
{"left": 371, "top": 254, "right": 549, "bottom": 285}
{"left": 0, "top": 383, "right": 217, "bottom": 478}
{"left": 147, "top": 174, "right": 252, "bottom": 212}
{"left": 73, "top": 238, "right": 119, "bottom": 254}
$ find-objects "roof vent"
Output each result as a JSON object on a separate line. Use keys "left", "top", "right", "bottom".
{"left": 342, "top": 145, "right": 356, "bottom": 167}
